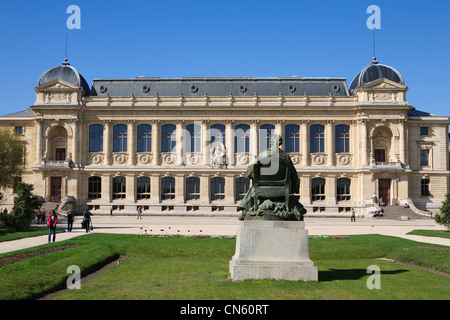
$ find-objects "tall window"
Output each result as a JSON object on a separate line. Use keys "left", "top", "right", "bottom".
{"left": 88, "top": 176, "right": 102, "bottom": 199}
{"left": 210, "top": 124, "right": 225, "bottom": 145}
{"left": 337, "top": 178, "right": 351, "bottom": 201}
{"left": 136, "top": 177, "right": 151, "bottom": 200}
{"left": 285, "top": 124, "right": 300, "bottom": 153}
{"left": 259, "top": 124, "right": 275, "bottom": 152}
{"left": 112, "top": 176, "right": 126, "bottom": 200}
{"left": 137, "top": 124, "right": 152, "bottom": 152}
{"left": 161, "top": 124, "right": 176, "bottom": 153}
{"left": 235, "top": 124, "right": 250, "bottom": 153}
{"left": 311, "top": 178, "right": 325, "bottom": 201}
{"left": 310, "top": 124, "right": 325, "bottom": 153}
{"left": 186, "top": 124, "right": 201, "bottom": 153}
{"left": 420, "top": 149, "right": 429, "bottom": 166}
{"left": 211, "top": 177, "right": 225, "bottom": 201}
{"left": 161, "top": 177, "right": 175, "bottom": 200}
{"left": 335, "top": 124, "right": 350, "bottom": 153}
{"left": 235, "top": 177, "right": 250, "bottom": 201}
{"left": 421, "top": 178, "right": 430, "bottom": 196}
{"left": 113, "top": 124, "right": 127, "bottom": 152}
{"left": 186, "top": 177, "right": 200, "bottom": 200}
{"left": 89, "top": 124, "right": 104, "bottom": 152}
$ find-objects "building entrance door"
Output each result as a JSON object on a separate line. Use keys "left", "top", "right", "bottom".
{"left": 378, "top": 178, "right": 391, "bottom": 205}
{"left": 50, "top": 177, "right": 62, "bottom": 202}
{"left": 55, "top": 148, "right": 66, "bottom": 161}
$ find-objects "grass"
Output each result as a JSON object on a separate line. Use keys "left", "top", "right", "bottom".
{"left": 0, "top": 226, "right": 64, "bottom": 242}
{"left": 0, "top": 233, "right": 449, "bottom": 300}
{"left": 407, "top": 229, "right": 450, "bottom": 239}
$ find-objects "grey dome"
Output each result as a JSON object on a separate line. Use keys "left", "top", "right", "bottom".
{"left": 38, "top": 59, "right": 90, "bottom": 94}
{"left": 349, "top": 58, "right": 404, "bottom": 93}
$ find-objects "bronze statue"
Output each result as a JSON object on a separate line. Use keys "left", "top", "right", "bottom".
{"left": 238, "top": 134, "right": 306, "bottom": 221}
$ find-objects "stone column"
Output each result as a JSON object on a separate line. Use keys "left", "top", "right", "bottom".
{"left": 175, "top": 174, "right": 185, "bottom": 203}
{"left": 152, "top": 120, "right": 160, "bottom": 166}
{"left": 126, "top": 174, "right": 136, "bottom": 203}
{"left": 327, "top": 175, "right": 336, "bottom": 205}
{"left": 176, "top": 120, "right": 184, "bottom": 166}
{"left": 226, "top": 120, "right": 234, "bottom": 167}
{"left": 225, "top": 175, "right": 235, "bottom": 204}
{"left": 151, "top": 174, "right": 160, "bottom": 203}
{"left": 101, "top": 174, "right": 111, "bottom": 203}
{"left": 202, "top": 120, "right": 210, "bottom": 166}
{"left": 250, "top": 120, "right": 258, "bottom": 162}
{"left": 326, "top": 120, "right": 335, "bottom": 166}
{"left": 200, "top": 174, "right": 210, "bottom": 204}
{"left": 128, "top": 120, "right": 136, "bottom": 166}
{"left": 360, "top": 119, "right": 368, "bottom": 166}
{"left": 71, "top": 118, "right": 79, "bottom": 165}
{"left": 301, "top": 120, "right": 309, "bottom": 166}
{"left": 35, "top": 118, "right": 43, "bottom": 165}
{"left": 301, "top": 175, "right": 311, "bottom": 205}
{"left": 104, "top": 120, "right": 111, "bottom": 165}
{"left": 398, "top": 119, "right": 407, "bottom": 165}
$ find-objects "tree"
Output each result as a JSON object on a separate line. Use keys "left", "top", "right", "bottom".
{"left": 0, "top": 183, "right": 42, "bottom": 231}
{"left": 435, "top": 192, "right": 450, "bottom": 231}
{"left": 0, "top": 129, "right": 24, "bottom": 202}
{"left": 14, "top": 183, "right": 42, "bottom": 228}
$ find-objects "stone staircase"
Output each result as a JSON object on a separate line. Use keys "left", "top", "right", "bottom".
{"left": 379, "top": 205, "right": 433, "bottom": 220}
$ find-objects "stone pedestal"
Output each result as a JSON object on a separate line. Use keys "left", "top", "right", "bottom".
{"left": 229, "top": 220, "right": 318, "bottom": 281}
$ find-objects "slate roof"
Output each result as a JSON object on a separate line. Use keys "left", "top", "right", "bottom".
{"left": 89, "top": 77, "right": 350, "bottom": 97}
{"left": 2, "top": 108, "right": 35, "bottom": 117}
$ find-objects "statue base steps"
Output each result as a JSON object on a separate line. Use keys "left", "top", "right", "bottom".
{"left": 229, "top": 220, "right": 318, "bottom": 281}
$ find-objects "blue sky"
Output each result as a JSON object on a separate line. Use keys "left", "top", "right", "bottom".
{"left": 0, "top": 0, "right": 449, "bottom": 117}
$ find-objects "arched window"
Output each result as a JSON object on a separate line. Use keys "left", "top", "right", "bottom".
{"left": 259, "top": 124, "right": 275, "bottom": 152}
{"left": 186, "top": 177, "right": 200, "bottom": 200}
{"left": 161, "top": 124, "right": 176, "bottom": 153}
{"left": 89, "top": 124, "right": 104, "bottom": 152}
{"left": 137, "top": 124, "right": 152, "bottom": 153}
{"left": 161, "top": 177, "right": 175, "bottom": 200}
{"left": 113, "top": 124, "right": 128, "bottom": 152}
{"left": 311, "top": 178, "right": 325, "bottom": 201}
{"left": 88, "top": 176, "right": 101, "bottom": 199}
{"left": 310, "top": 124, "right": 325, "bottom": 153}
{"left": 235, "top": 124, "right": 250, "bottom": 153}
{"left": 112, "top": 176, "right": 126, "bottom": 200}
{"left": 337, "top": 178, "right": 351, "bottom": 201}
{"left": 210, "top": 124, "right": 225, "bottom": 145}
{"left": 211, "top": 177, "right": 225, "bottom": 201}
{"left": 335, "top": 124, "right": 350, "bottom": 153}
{"left": 186, "top": 124, "right": 201, "bottom": 153}
{"left": 137, "top": 177, "right": 151, "bottom": 200}
{"left": 235, "top": 177, "right": 250, "bottom": 201}
{"left": 285, "top": 124, "right": 300, "bottom": 153}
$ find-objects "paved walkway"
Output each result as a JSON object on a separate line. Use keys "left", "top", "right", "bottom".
{"left": 1, "top": 215, "right": 449, "bottom": 255}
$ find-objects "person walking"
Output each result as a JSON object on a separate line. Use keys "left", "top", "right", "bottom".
{"left": 82, "top": 209, "right": 92, "bottom": 233}
{"left": 351, "top": 209, "right": 356, "bottom": 222}
{"left": 47, "top": 210, "right": 58, "bottom": 243}
{"left": 137, "top": 206, "right": 142, "bottom": 220}
{"left": 67, "top": 209, "right": 74, "bottom": 232}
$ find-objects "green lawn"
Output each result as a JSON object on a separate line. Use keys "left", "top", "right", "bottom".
{"left": 0, "top": 227, "right": 64, "bottom": 242}
{"left": 407, "top": 229, "right": 450, "bottom": 239}
{"left": 0, "top": 233, "right": 449, "bottom": 300}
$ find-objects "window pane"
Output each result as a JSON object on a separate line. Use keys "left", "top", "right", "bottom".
{"left": 235, "top": 124, "right": 250, "bottom": 153}
{"left": 89, "top": 124, "right": 104, "bottom": 152}
{"left": 161, "top": 124, "right": 176, "bottom": 153}
{"left": 310, "top": 125, "right": 324, "bottom": 153}
{"left": 137, "top": 124, "right": 152, "bottom": 153}
{"left": 335, "top": 125, "right": 350, "bottom": 153}
{"left": 113, "top": 124, "right": 128, "bottom": 152}
{"left": 259, "top": 124, "right": 275, "bottom": 152}
{"left": 285, "top": 124, "right": 300, "bottom": 153}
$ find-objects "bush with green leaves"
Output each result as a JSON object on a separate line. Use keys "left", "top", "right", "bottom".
{"left": 435, "top": 192, "right": 450, "bottom": 231}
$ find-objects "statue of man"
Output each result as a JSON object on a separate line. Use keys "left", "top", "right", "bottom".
{"left": 238, "top": 134, "right": 304, "bottom": 220}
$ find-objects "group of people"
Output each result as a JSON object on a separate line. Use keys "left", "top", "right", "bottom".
{"left": 372, "top": 209, "right": 384, "bottom": 218}
{"left": 43, "top": 209, "right": 94, "bottom": 243}
{"left": 35, "top": 209, "right": 47, "bottom": 225}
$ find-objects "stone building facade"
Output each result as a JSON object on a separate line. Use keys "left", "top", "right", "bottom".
{"left": 1, "top": 58, "right": 449, "bottom": 217}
